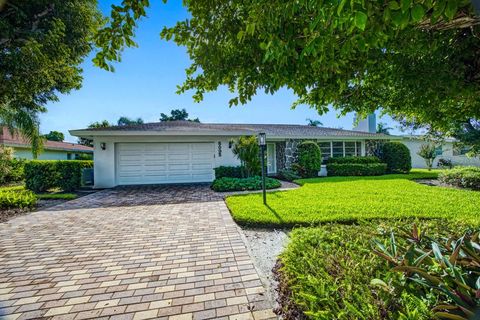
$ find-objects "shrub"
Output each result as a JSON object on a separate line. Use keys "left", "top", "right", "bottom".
{"left": 417, "top": 143, "right": 437, "bottom": 170}
{"left": 25, "top": 160, "right": 93, "bottom": 192}
{"left": 7, "top": 159, "right": 26, "bottom": 182}
{"left": 326, "top": 156, "right": 381, "bottom": 164}
{"left": 437, "top": 158, "right": 453, "bottom": 169}
{"left": 380, "top": 142, "right": 411, "bottom": 173}
{"left": 231, "top": 136, "right": 261, "bottom": 177}
{"left": 0, "top": 146, "right": 14, "bottom": 184}
{"left": 211, "top": 176, "right": 281, "bottom": 192}
{"left": 277, "top": 169, "right": 301, "bottom": 182}
{"left": 294, "top": 141, "right": 321, "bottom": 178}
{"left": 214, "top": 166, "right": 244, "bottom": 179}
{"left": 0, "top": 188, "right": 37, "bottom": 209}
{"left": 326, "top": 163, "right": 387, "bottom": 176}
{"left": 438, "top": 166, "right": 480, "bottom": 190}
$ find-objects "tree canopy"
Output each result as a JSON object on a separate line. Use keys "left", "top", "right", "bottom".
{"left": 160, "top": 109, "right": 200, "bottom": 122}
{"left": 77, "top": 120, "right": 110, "bottom": 147}
{"left": 43, "top": 131, "right": 64, "bottom": 142}
{"left": 117, "top": 116, "right": 144, "bottom": 126}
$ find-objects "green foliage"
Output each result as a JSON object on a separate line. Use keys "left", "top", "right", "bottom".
{"left": 294, "top": 141, "right": 321, "bottom": 178}
{"left": 159, "top": 108, "right": 200, "bottom": 122}
{"left": 0, "top": 146, "right": 14, "bottom": 184}
{"left": 77, "top": 120, "right": 111, "bottom": 147}
{"left": 327, "top": 163, "right": 387, "bottom": 176}
{"left": 437, "top": 158, "right": 453, "bottom": 169}
{"left": 377, "top": 122, "right": 393, "bottom": 135}
{"left": 36, "top": 193, "right": 77, "bottom": 200}
{"left": 439, "top": 166, "right": 480, "bottom": 190}
{"left": 306, "top": 119, "right": 323, "bottom": 127}
{"left": 25, "top": 160, "right": 93, "bottom": 193}
{"left": 226, "top": 170, "right": 480, "bottom": 228}
{"left": 372, "top": 225, "right": 480, "bottom": 320}
{"left": 6, "top": 159, "right": 26, "bottom": 183}
{"left": 231, "top": 136, "right": 261, "bottom": 177}
{"left": 452, "top": 119, "right": 480, "bottom": 157}
{"left": 417, "top": 144, "right": 437, "bottom": 170}
{"left": 75, "top": 153, "right": 93, "bottom": 160}
{"left": 211, "top": 176, "right": 281, "bottom": 192}
{"left": 117, "top": 117, "right": 144, "bottom": 126}
{"left": 326, "top": 156, "right": 381, "bottom": 164}
{"left": 381, "top": 142, "right": 412, "bottom": 173}
{"left": 214, "top": 166, "right": 244, "bottom": 179}
{"left": 0, "top": 188, "right": 37, "bottom": 210}
{"left": 277, "top": 169, "right": 301, "bottom": 182}
{"left": 43, "top": 131, "right": 65, "bottom": 142}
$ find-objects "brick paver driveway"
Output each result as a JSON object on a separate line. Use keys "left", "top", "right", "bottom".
{"left": 0, "top": 185, "right": 276, "bottom": 320}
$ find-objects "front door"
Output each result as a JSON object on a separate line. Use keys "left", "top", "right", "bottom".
{"left": 266, "top": 143, "right": 276, "bottom": 174}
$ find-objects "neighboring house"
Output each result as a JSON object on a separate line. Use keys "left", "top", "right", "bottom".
{"left": 1, "top": 127, "right": 93, "bottom": 160}
{"left": 402, "top": 136, "right": 480, "bottom": 168}
{"left": 70, "top": 121, "right": 397, "bottom": 188}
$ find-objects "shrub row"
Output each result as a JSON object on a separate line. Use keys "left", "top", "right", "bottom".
{"left": 25, "top": 160, "right": 93, "bottom": 192}
{"left": 0, "top": 188, "right": 37, "bottom": 210}
{"left": 326, "top": 156, "right": 380, "bottom": 164}
{"left": 326, "top": 163, "right": 387, "bottom": 176}
{"left": 211, "top": 176, "right": 281, "bottom": 192}
{"left": 438, "top": 166, "right": 480, "bottom": 190}
{"left": 214, "top": 166, "right": 244, "bottom": 179}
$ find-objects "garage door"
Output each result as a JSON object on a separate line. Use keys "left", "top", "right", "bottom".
{"left": 116, "top": 143, "right": 215, "bottom": 185}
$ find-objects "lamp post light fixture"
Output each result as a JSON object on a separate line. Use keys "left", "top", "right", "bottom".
{"left": 258, "top": 132, "right": 267, "bottom": 205}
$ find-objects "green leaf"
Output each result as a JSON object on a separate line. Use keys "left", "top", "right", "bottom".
{"left": 411, "top": 4, "right": 426, "bottom": 22}
{"left": 354, "top": 11, "right": 368, "bottom": 31}
{"left": 389, "top": 1, "right": 401, "bottom": 10}
{"left": 337, "top": 0, "right": 347, "bottom": 15}
{"left": 444, "top": 0, "right": 458, "bottom": 20}
{"left": 401, "top": 0, "right": 412, "bottom": 12}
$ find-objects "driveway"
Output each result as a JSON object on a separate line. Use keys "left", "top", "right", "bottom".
{"left": 0, "top": 185, "right": 276, "bottom": 320}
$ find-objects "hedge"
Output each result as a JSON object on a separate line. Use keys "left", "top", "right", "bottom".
{"left": 25, "top": 160, "right": 93, "bottom": 192}
{"left": 326, "top": 163, "right": 387, "bottom": 176}
{"left": 380, "top": 142, "right": 412, "bottom": 173}
{"left": 439, "top": 166, "right": 480, "bottom": 190}
{"left": 294, "top": 141, "right": 321, "bottom": 178}
{"left": 214, "top": 166, "right": 244, "bottom": 179}
{"left": 211, "top": 176, "right": 281, "bottom": 192}
{"left": 326, "top": 156, "right": 381, "bottom": 164}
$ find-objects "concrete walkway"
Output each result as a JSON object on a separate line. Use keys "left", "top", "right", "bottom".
{"left": 0, "top": 186, "right": 276, "bottom": 320}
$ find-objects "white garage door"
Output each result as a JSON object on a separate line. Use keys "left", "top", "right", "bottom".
{"left": 116, "top": 143, "right": 215, "bottom": 185}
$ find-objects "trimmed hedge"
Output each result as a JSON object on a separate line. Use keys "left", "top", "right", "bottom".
{"left": 380, "top": 142, "right": 412, "bottom": 173}
{"left": 25, "top": 160, "right": 93, "bottom": 192}
{"left": 0, "top": 188, "right": 37, "bottom": 210}
{"left": 214, "top": 166, "right": 244, "bottom": 179}
{"left": 439, "top": 166, "right": 480, "bottom": 190}
{"left": 211, "top": 176, "right": 281, "bottom": 192}
{"left": 326, "top": 156, "right": 381, "bottom": 164}
{"left": 327, "top": 163, "right": 387, "bottom": 176}
{"left": 295, "top": 141, "right": 321, "bottom": 178}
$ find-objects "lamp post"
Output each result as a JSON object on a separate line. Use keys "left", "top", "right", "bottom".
{"left": 258, "top": 132, "right": 267, "bottom": 205}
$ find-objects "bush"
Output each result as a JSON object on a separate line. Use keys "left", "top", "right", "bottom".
{"left": 326, "top": 156, "right": 381, "bottom": 164}
{"left": 7, "top": 159, "right": 26, "bottom": 182}
{"left": 0, "top": 188, "right": 37, "bottom": 210}
{"left": 294, "top": 141, "right": 321, "bottom": 178}
{"left": 277, "top": 169, "right": 301, "bottom": 182}
{"left": 326, "top": 163, "right": 387, "bottom": 176}
{"left": 437, "top": 158, "right": 453, "bottom": 169}
{"left": 380, "top": 142, "right": 411, "bottom": 173}
{"left": 438, "top": 166, "right": 480, "bottom": 190}
{"left": 214, "top": 166, "right": 244, "bottom": 179}
{"left": 25, "top": 160, "right": 93, "bottom": 192}
{"left": 0, "top": 146, "right": 14, "bottom": 184}
{"left": 231, "top": 136, "right": 261, "bottom": 177}
{"left": 211, "top": 176, "right": 281, "bottom": 192}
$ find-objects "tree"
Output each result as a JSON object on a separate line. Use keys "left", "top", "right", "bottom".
{"left": 377, "top": 123, "right": 393, "bottom": 135}
{"left": 77, "top": 120, "right": 110, "bottom": 147}
{"left": 231, "top": 136, "right": 260, "bottom": 177}
{"left": 160, "top": 109, "right": 200, "bottom": 122}
{"left": 306, "top": 119, "right": 323, "bottom": 127}
{"left": 452, "top": 119, "right": 480, "bottom": 157}
{"left": 0, "top": 1, "right": 103, "bottom": 148}
{"left": 43, "top": 131, "right": 64, "bottom": 142}
{"left": 417, "top": 144, "right": 438, "bottom": 171}
{"left": 117, "top": 117, "right": 144, "bottom": 126}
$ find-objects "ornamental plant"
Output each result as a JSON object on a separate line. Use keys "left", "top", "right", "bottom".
{"left": 417, "top": 144, "right": 437, "bottom": 171}
{"left": 381, "top": 142, "right": 412, "bottom": 173}
{"left": 230, "top": 136, "right": 261, "bottom": 177}
{"left": 294, "top": 141, "right": 321, "bottom": 178}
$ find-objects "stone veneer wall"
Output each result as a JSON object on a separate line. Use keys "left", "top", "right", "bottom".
{"left": 365, "top": 140, "right": 387, "bottom": 157}
{"left": 275, "top": 141, "right": 286, "bottom": 171}
{"left": 284, "top": 139, "right": 304, "bottom": 169}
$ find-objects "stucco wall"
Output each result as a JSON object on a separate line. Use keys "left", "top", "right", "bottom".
{"left": 13, "top": 148, "right": 72, "bottom": 160}
{"left": 92, "top": 136, "right": 241, "bottom": 188}
{"left": 403, "top": 139, "right": 480, "bottom": 168}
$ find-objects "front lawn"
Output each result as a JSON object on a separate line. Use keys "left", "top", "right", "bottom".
{"left": 226, "top": 170, "right": 480, "bottom": 227}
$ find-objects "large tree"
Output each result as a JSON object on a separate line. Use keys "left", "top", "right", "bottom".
{"left": 43, "top": 130, "right": 64, "bottom": 142}
{"left": 160, "top": 108, "right": 200, "bottom": 122}
{"left": 117, "top": 116, "right": 144, "bottom": 126}
{"left": 0, "top": 0, "right": 103, "bottom": 148}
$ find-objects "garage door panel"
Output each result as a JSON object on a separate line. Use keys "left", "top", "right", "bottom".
{"left": 116, "top": 142, "right": 214, "bottom": 185}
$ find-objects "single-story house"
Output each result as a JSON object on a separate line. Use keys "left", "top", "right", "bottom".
{"left": 402, "top": 136, "right": 480, "bottom": 168}
{"left": 1, "top": 127, "right": 93, "bottom": 160}
{"left": 70, "top": 121, "right": 397, "bottom": 188}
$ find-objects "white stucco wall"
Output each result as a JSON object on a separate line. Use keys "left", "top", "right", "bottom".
{"left": 13, "top": 148, "right": 71, "bottom": 160}
{"left": 92, "top": 136, "right": 241, "bottom": 188}
{"left": 403, "top": 139, "right": 480, "bottom": 168}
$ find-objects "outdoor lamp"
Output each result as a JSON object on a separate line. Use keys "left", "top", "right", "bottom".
{"left": 100, "top": 142, "right": 106, "bottom": 150}
{"left": 258, "top": 132, "right": 266, "bottom": 146}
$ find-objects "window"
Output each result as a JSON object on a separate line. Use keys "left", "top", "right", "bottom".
{"left": 356, "top": 142, "right": 362, "bottom": 156}
{"left": 318, "top": 141, "right": 363, "bottom": 162}
{"left": 332, "top": 142, "right": 344, "bottom": 157}
{"left": 319, "top": 142, "right": 331, "bottom": 164}
{"left": 67, "top": 153, "right": 72, "bottom": 160}
{"left": 453, "top": 146, "right": 470, "bottom": 156}
{"left": 435, "top": 146, "right": 443, "bottom": 156}
{"left": 344, "top": 142, "right": 356, "bottom": 156}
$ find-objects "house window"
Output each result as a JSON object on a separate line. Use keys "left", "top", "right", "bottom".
{"left": 332, "top": 142, "right": 344, "bottom": 157}
{"left": 67, "top": 153, "right": 72, "bottom": 160}
{"left": 435, "top": 146, "right": 443, "bottom": 156}
{"left": 318, "top": 141, "right": 363, "bottom": 163}
{"left": 356, "top": 142, "right": 362, "bottom": 156}
{"left": 319, "top": 142, "right": 331, "bottom": 164}
{"left": 453, "top": 146, "right": 470, "bottom": 156}
{"left": 344, "top": 142, "right": 356, "bottom": 156}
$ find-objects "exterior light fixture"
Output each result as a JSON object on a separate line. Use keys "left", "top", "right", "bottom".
{"left": 258, "top": 133, "right": 267, "bottom": 205}
{"left": 100, "top": 142, "right": 106, "bottom": 150}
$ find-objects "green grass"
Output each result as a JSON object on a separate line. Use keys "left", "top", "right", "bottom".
{"left": 226, "top": 170, "right": 480, "bottom": 227}
{"left": 36, "top": 193, "right": 77, "bottom": 200}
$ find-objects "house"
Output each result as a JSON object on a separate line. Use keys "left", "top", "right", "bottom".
{"left": 70, "top": 121, "right": 397, "bottom": 188}
{"left": 402, "top": 136, "right": 480, "bottom": 168}
{"left": 1, "top": 127, "right": 93, "bottom": 160}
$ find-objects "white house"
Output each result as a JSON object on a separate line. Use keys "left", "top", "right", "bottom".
{"left": 70, "top": 121, "right": 396, "bottom": 188}
{"left": 402, "top": 136, "right": 480, "bottom": 168}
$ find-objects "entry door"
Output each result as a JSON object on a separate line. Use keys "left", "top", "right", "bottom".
{"left": 116, "top": 143, "right": 214, "bottom": 185}
{"left": 266, "top": 143, "right": 276, "bottom": 174}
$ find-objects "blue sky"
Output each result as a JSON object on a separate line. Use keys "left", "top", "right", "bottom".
{"left": 41, "top": 1, "right": 402, "bottom": 142}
